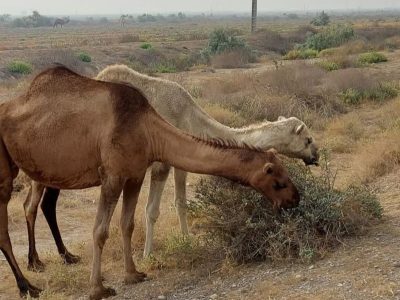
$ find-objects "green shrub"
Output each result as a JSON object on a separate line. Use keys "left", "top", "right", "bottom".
{"left": 305, "top": 24, "right": 354, "bottom": 51}
{"left": 311, "top": 11, "right": 330, "bottom": 26}
{"left": 154, "top": 63, "right": 176, "bottom": 73}
{"left": 358, "top": 52, "right": 388, "bottom": 64}
{"left": 340, "top": 83, "right": 397, "bottom": 104}
{"left": 205, "top": 28, "right": 247, "bottom": 55}
{"left": 8, "top": 60, "right": 33, "bottom": 74}
{"left": 140, "top": 42, "right": 152, "bottom": 50}
{"left": 318, "top": 60, "right": 341, "bottom": 71}
{"left": 202, "top": 28, "right": 255, "bottom": 66}
{"left": 192, "top": 153, "right": 382, "bottom": 263}
{"left": 364, "top": 83, "right": 398, "bottom": 102}
{"left": 77, "top": 52, "right": 91, "bottom": 62}
{"left": 339, "top": 88, "right": 363, "bottom": 104}
{"left": 284, "top": 48, "right": 318, "bottom": 60}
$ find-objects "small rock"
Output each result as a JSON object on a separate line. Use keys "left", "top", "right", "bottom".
{"left": 210, "top": 294, "right": 218, "bottom": 299}
{"left": 231, "top": 284, "right": 237, "bottom": 288}
{"left": 308, "top": 265, "right": 314, "bottom": 270}
{"left": 158, "top": 296, "right": 166, "bottom": 300}
{"left": 338, "top": 283, "right": 343, "bottom": 287}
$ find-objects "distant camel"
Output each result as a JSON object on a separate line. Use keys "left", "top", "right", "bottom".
{"left": 0, "top": 66, "right": 299, "bottom": 299}
{"left": 120, "top": 14, "right": 127, "bottom": 27}
{"left": 53, "top": 17, "right": 69, "bottom": 28}
{"left": 23, "top": 65, "right": 320, "bottom": 271}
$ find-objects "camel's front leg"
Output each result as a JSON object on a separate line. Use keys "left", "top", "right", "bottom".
{"left": 89, "top": 171, "right": 125, "bottom": 300}
{"left": 144, "top": 163, "right": 170, "bottom": 257}
{"left": 24, "top": 181, "right": 45, "bottom": 272}
{"left": 174, "top": 168, "right": 189, "bottom": 235}
{"left": 120, "top": 177, "right": 147, "bottom": 284}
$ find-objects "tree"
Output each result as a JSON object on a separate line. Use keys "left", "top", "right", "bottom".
{"left": 251, "top": 0, "right": 257, "bottom": 33}
{"left": 311, "top": 11, "right": 330, "bottom": 26}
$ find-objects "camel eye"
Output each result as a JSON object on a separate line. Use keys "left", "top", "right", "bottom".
{"left": 306, "top": 137, "right": 313, "bottom": 145}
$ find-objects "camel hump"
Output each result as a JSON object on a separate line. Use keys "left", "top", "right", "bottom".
{"left": 108, "top": 80, "right": 151, "bottom": 124}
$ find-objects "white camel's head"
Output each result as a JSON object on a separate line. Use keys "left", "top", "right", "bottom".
{"left": 255, "top": 116, "right": 319, "bottom": 166}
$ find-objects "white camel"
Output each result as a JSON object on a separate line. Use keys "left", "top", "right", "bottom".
{"left": 24, "top": 65, "right": 319, "bottom": 270}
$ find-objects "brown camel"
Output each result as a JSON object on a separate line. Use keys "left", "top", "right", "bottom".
{"left": 0, "top": 66, "right": 299, "bottom": 299}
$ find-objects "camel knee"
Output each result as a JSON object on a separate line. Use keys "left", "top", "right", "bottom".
{"left": 93, "top": 227, "right": 109, "bottom": 249}
{"left": 146, "top": 204, "right": 160, "bottom": 224}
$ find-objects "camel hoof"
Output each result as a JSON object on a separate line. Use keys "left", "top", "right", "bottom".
{"left": 89, "top": 286, "right": 116, "bottom": 300}
{"left": 124, "top": 271, "right": 147, "bottom": 285}
{"left": 27, "top": 259, "right": 45, "bottom": 273}
{"left": 62, "top": 252, "right": 81, "bottom": 265}
{"left": 19, "top": 282, "right": 42, "bottom": 298}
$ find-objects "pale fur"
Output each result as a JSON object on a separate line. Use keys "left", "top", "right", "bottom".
{"left": 24, "top": 65, "right": 318, "bottom": 263}
{"left": 96, "top": 65, "right": 318, "bottom": 257}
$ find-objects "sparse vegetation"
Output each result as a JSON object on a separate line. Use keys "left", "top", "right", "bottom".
{"left": 193, "top": 154, "right": 382, "bottom": 263}
{"left": 305, "top": 24, "right": 354, "bottom": 51}
{"left": 311, "top": 11, "right": 330, "bottom": 26}
{"left": 12, "top": 11, "right": 52, "bottom": 28}
{"left": 140, "top": 42, "right": 153, "bottom": 50}
{"left": 202, "top": 28, "right": 255, "bottom": 66}
{"left": 359, "top": 51, "right": 388, "bottom": 64}
{"left": 340, "top": 83, "right": 398, "bottom": 104}
{"left": 119, "top": 34, "right": 140, "bottom": 43}
{"left": 8, "top": 60, "right": 33, "bottom": 74}
{"left": 284, "top": 48, "right": 318, "bottom": 60}
{"left": 76, "top": 52, "right": 92, "bottom": 63}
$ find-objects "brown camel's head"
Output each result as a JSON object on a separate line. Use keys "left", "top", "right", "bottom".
{"left": 249, "top": 149, "right": 300, "bottom": 210}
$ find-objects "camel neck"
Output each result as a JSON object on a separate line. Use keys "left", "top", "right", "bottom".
{"left": 194, "top": 111, "right": 285, "bottom": 150}
{"left": 145, "top": 111, "right": 257, "bottom": 184}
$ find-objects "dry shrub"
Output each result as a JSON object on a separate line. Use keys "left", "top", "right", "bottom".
{"left": 261, "top": 63, "right": 346, "bottom": 119}
{"left": 324, "top": 113, "right": 364, "bottom": 153}
{"left": 37, "top": 245, "right": 91, "bottom": 296}
{"left": 119, "top": 34, "right": 140, "bottom": 43}
{"left": 200, "top": 63, "right": 345, "bottom": 128}
{"left": 211, "top": 50, "right": 249, "bottom": 69}
{"left": 250, "top": 26, "right": 316, "bottom": 55}
{"left": 356, "top": 26, "right": 400, "bottom": 43}
{"left": 323, "top": 68, "right": 375, "bottom": 93}
{"left": 319, "top": 39, "right": 371, "bottom": 57}
{"left": 192, "top": 155, "right": 382, "bottom": 263}
{"left": 32, "top": 49, "right": 94, "bottom": 76}
{"left": 353, "top": 131, "right": 400, "bottom": 183}
{"left": 203, "top": 103, "right": 246, "bottom": 127}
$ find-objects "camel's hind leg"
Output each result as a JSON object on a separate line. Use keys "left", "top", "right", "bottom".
{"left": 0, "top": 144, "right": 41, "bottom": 297}
{"left": 41, "top": 187, "right": 80, "bottom": 264}
{"left": 143, "top": 162, "right": 170, "bottom": 257}
{"left": 121, "top": 177, "right": 146, "bottom": 284}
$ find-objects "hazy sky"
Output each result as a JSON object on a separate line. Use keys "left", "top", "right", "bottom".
{"left": 2, "top": 0, "right": 400, "bottom": 15}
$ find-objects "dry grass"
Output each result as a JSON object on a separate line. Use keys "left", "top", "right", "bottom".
{"left": 211, "top": 50, "right": 249, "bottom": 69}
{"left": 352, "top": 131, "right": 400, "bottom": 184}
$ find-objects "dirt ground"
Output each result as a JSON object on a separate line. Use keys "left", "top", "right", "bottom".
{"left": 0, "top": 21, "right": 400, "bottom": 300}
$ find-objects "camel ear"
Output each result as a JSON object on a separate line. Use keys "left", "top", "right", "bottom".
{"left": 295, "top": 124, "right": 305, "bottom": 135}
{"left": 263, "top": 163, "right": 274, "bottom": 175}
{"left": 267, "top": 148, "right": 278, "bottom": 155}
{"left": 278, "top": 116, "right": 286, "bottom": 121}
